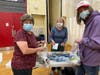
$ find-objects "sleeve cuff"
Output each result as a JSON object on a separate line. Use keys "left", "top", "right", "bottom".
{"left": 82, "top": 38, "right": 90, "bottom": 44}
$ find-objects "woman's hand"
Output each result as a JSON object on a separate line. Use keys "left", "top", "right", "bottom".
{"left": 51, "top": 40, "right": 56, "bottom": 45}
{"left": 37, "top": 40, "right": 46, "bottom": 47}
{"left": 75, "top": 39, "right": 82, "bottom": 44}
{"left": 37, "top": 47, "right": 46, "bottom": 51}
{"left": 61, "top": 42, "right": 65, "bottom": 46}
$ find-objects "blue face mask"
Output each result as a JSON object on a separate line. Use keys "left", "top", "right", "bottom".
{"left": 23, "top": 24, "right": 33, "bottom": 31}
{"left": 80, "top": 10, "right": 90, "bottom": 20}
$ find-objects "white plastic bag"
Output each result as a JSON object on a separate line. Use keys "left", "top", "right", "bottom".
{"left": 70, "top": 43, "right": 80, "bottom": 65}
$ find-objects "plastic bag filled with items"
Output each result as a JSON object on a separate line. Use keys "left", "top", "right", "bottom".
{"left": 36, "top": 50, "right": 50, "bottom": 68}
{"left": 70, "top": 43, "right": 80, "bottom": 65}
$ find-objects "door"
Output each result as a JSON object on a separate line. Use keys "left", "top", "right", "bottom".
{"left": 0, "top": 12, "right": 13, "bottom": 47}
{"left": 47, "top": 0, "right": 62, "bottom": 42}
{"left": 0, "top": 12, "right": 23, "bottom": 47}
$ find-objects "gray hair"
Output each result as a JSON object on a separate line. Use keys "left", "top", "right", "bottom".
{"left": 21, "top": 14, "right": 34, "bottom": 25}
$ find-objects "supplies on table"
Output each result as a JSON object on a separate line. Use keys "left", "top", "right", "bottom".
{"left": 47, "top": 52, "right": 80, "bottom": 67}
{"left": 36, "top": 49, "right": 80, "bottom": 67}
{"left": 36, "top": 50, "right": 49, "bottom": 68}
{"left": 47, "top": 52, "right": 70, "bottom": 62}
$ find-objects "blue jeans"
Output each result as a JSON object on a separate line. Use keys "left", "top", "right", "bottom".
{"left": 76, "top": 64, "right": 99, "bottom": 75}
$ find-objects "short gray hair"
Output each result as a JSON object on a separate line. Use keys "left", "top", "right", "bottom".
{"left": 21, "top": 14, "right": 34, "bottom": 25}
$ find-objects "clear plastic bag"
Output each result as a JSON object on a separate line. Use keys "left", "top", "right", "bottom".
{"left": 70, "top": 43, "right": 80, "bottom": 65}
{"left": 71, "top": 43, "right": 80, "bottom": 56}
{"left": 36, "top": 51, "right": 49, "bottom": 68}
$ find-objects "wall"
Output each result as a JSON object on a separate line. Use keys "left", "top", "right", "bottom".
{"left": 92, "top": 0, "right": 100, "bottom": 12}
{"left": 0, "top": 0, "right": 26, "bottom": 13}
{"left": 0, "top": 12, "right": 23, "bottom": 47}
{"left": 27, "top": 0, "right": 100, "bottom": 45}
{"left": 27, "top": 0, "right": 46, "bottom": 15}
{"left": 27, "top": 0, "right": 47, "bottom": 40}
{"left": 49, "top": 0, "right": 60, "bottom": 26}
{"left": 62, "top": 0, "right": 98, "bottom": 45}
{"left": 32, "top": 15, "right": 46, "bottom": 37}
{"left": 0, "top": 0, "right": 25, "bottom": 48}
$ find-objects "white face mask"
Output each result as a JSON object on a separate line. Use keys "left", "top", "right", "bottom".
{"left": 79, "top": 10, "right": 90, "bottom": 20}
{"left": 56, "top": 23, "right": 63, "bottom": 27}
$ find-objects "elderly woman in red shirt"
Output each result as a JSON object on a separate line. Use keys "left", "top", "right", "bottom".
{"left": 11, "top": 14, "right": 46, "bottom": 75}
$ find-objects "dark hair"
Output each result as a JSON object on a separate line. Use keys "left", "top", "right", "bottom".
{"left": 76, "top": 6, "right": 94, "bottom": 25}
{"left": 21, "top": 14, "right": 34, "bottom": 25}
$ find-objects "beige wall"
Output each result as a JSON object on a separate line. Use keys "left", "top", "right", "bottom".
{"left": 49, "top": 0, "right": 60, "bottom": 26}
{"left": 62, "top": 0, "right": 100, "bottom": 45}
{"left": 27, "top": 0, "right": 47, "bottom": 40}
{"left": 92, "top": 0, "right": 100, "bottom": 12}
{"left": 31, "top": 15, "right": 46, "bottom": 36}
{"left": 27, "top": 0, "right": 46, "bottom": 15}
{"left": 27, "top": 0, "right": 100, "bottom": 45}
{"left": 62, "top": 0, "right": 84, "bottom": 45}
